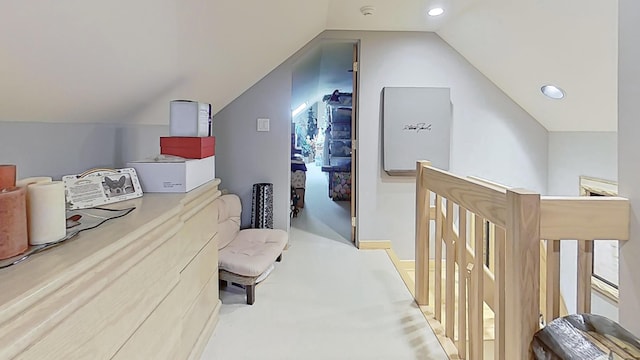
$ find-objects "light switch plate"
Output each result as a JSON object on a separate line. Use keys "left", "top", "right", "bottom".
{"left": 257, "top": 118, "right": 270, "bottom": 132}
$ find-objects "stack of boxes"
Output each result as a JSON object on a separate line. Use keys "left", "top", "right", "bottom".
{"left": 128, "top": 100, "right": 216, "bottom": 193}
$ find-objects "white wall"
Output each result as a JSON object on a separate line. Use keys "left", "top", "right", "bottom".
{"left": 547, "top": 131, "right": 618, "bottom": 319}
{"left": 592, "top": 292, "right": 618, "bottom": 322}
{"left": 352, "top": 31, "right": 548, "bottom": 259}
{"left": 213, "top": 30, "right": 549, "bottom": 255}
{"left": 0, "top": 122, "right": 167, "bottom": 179}
{"left": 213, "top": 66, "right": 292, "bottom": 230}
{"left": 548, "top": 132, "right": 617, "bottom": 196}
{"left": 618, "top": 0, "right": 640, "bottom": 336}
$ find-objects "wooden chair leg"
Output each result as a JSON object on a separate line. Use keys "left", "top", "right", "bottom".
{"left": 246, "top": 284, "right": 255, "bottom": 305}
{"left": 276, "top": 254, "right": 282, "bottom": 262}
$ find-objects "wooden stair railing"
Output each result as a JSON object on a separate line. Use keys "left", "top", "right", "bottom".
{"left": 414, "top": 161, "right": 630, "bottom": 360}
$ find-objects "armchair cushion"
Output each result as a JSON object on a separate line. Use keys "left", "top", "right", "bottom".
{"left": 216, "top": 194, "right": 242, "bottom": 249}
{"left": 218, "top": 228, "right": 287, "bottom": 277}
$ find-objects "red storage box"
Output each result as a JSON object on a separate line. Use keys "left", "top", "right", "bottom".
{"left": 160, "top": 136, "right": 215, "bottom": 159}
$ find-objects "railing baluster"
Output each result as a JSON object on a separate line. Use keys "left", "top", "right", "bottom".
{"left": 488, "top": 223, "right": 496, "bottom": 272}
{"left": 494, "top": 226, "right": 506, "bottom": 360}
{"left": 445, "top": 200, "right": 455, "bottom": 339}
{"left": 467, "top": 263, "right": 477, "bottom": 360}
{"left": 457, "top": 206, "right": 468, "bottom": 359}
{"left": 415, "top": 161, "right": 431, "bottom": 306}
{"left": 434, "top": 195, "right": 443, "bottom": 321}
{"left": 577, "top": 240, "right": 593, "bottom": 314}
{"left": 472, "top": 214, "right": 484, "bottom": 360}
{"left": 545, "top": 239, "right": 561, "bottom": 323}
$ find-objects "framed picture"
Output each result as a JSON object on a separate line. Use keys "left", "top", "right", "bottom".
{"left": 382, "top": 87, "right": 452, "bottom": 175}
{"left": 63, "top": 168, "right": 143, "bottom": 210}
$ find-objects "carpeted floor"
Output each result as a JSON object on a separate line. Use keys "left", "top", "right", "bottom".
{"left": 200, "top": 167, "right": 448, "bottom": 359}
{"left": 292, "top": 162, "right": 351, "bottom": 243}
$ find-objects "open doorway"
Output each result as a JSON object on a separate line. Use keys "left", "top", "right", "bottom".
{"left": 289, "top": 40, "right": 358, "bottom": 245}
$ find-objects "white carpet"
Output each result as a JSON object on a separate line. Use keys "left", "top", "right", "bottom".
{"left": 293, "top": 162, "right": 351, "bottom": 243}
{"left": 201, "top": 204, "right": 448, "bottom": 359}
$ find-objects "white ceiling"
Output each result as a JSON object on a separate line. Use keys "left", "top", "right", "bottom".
{"left": 325, "top": 0, "right": 618, "bottom": 132}
{"left": 0, "top": 0, "right": 329, "bottom": 124}
{"left": 0, "top": 0, "right": 618, "bottom": 131}
{"left": 437, "top": 0, "right": 618, "bottom": 131}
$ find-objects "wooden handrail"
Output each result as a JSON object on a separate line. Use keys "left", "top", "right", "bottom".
{"left": 419, "top": 165, "right": 507, "bottom": 227}
{"left": 540, "top": 197, "right": 630, "bottom": 240}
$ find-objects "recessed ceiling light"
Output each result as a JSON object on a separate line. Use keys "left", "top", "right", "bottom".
{"left": 428, "top": 7, "right": 445, "bottom": 16}
{"left": 541, "top": 85, "right": 565, "bottom": 100}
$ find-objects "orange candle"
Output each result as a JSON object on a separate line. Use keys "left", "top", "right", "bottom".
{"left": 0, "top": 165, "right": 16, "bottom": 189}
{"left": 0, "top": 187, "right": 28, "bottom": 260}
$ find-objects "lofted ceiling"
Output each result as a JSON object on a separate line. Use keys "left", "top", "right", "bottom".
{"left": 437, "top": 0, "right": 618, "bottom": 131}
{"left": 325, "top": 0, "right": 618, "bottom": 132}
{"left": 0, "top": 0, "right": 617, "bottom": 131}
{"left": 0, "top": 0, "right": 329, "bottom": 124}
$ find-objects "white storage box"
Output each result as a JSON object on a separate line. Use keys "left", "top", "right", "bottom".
{"left": 127, "top": 155, "right": 215, "bottom": 193}
{"left": 170, "top": 100, "right": 211, "bottom": 137}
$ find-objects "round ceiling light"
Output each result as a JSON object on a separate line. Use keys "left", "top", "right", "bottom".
{"left": 541, "top": 85, "right": 565, "bottom": 99}
{"left": 428, "top": 7, "right": 445, "bottom": 16}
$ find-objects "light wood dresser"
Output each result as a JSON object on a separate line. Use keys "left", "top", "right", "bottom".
{"left": 0, "top": 179, "right": 222, "bottom": 360}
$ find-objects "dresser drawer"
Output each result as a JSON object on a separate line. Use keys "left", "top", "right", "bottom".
{"left": 176, "top": 234, "right": 218, "bottom": 314}
{"left": 114, "top": 234, "right": 218, "bottom": 360}
{"left": 177, "top": 201, "right": 218, "bottom": 272}
{"left": 19, "top": 230, "right": 181, "bottom": 360}
{"left": 180, "top": 273, "right": 220, "bottom": 359}
{"left": 112, "top": 283, "right": 182, "bottom": 360}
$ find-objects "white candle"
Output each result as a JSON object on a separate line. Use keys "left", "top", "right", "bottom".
{"left": 27, "top": 181, "right": 66, "bottom": 245}
{"left": 17, "top": 177, "right": 54, "bottom": 242}
{"left": 16, "top": 177, "right": 52, "bottom": 188}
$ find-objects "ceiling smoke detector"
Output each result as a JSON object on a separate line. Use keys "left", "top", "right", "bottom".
{"left": 360, "top": 6, "right": 375, "bottom": 16}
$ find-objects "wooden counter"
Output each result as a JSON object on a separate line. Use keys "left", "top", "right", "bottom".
{"left": 0, "top": 179, "right": 222, "bottom": 359}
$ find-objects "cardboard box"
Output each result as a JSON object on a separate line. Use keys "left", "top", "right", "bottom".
{"left": 169, "top": 100, "right": 211, "bottom": 137}
{"left": 160, "top": 136, "right": 215, "bottom": 159}
{"left": 127, "top": 156, "right": 215, "bottom": 193}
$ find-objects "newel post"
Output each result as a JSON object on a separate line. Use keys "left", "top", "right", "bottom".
{"left": 505, "top": 189, "right": 540, "bottom": 360}
{"left": 415, "top": 160, "right": 431, "bottom": 305}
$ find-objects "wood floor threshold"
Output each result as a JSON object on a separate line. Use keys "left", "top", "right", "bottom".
{"left": 357, "top": 240, "right": 392, "bottom": 250}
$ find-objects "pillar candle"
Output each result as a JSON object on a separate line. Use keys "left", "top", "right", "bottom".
{"left": 0, "top": 187, "right": 28, "bottom": 260}
{"left": 27, "top": 181, "right": 66, "bottom": 245}
{"left": 0, "top": 165, "right": 16, "bottom": 189}
{"left": 17, "top": 177, "right": 54, "bottom": 242}
{"left": 16, "top": 177, "right": 53, "bottom": 188}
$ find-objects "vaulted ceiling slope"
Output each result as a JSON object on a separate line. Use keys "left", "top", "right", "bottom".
{"left": 0, "top": 0, "right": 329, "bottom": 124}
{"left": 0, "top": 1, "right": 617, "bottom": 132}
{"left": 325, "top": 0, "right": 618, "bottom": 132}
{"left": 436, "top": 0, "right": 618, "bottom": 131}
